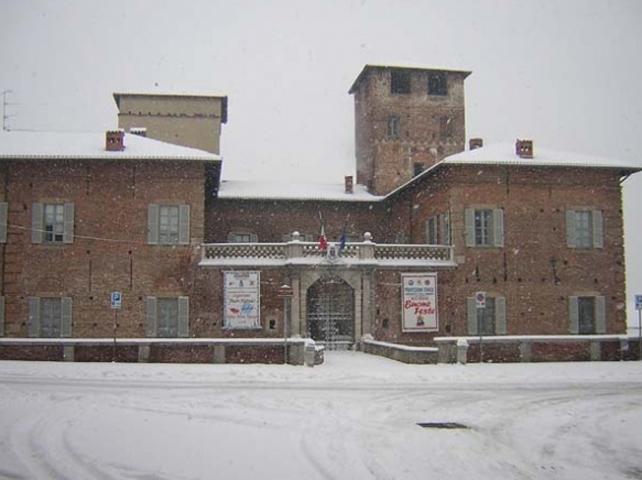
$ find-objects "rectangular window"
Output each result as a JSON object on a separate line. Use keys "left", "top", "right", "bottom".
{"left": 575, "top": 210, "right": 593, "bottom": 248}
{"left": 145, "top": 296, "right": 189, "bottom": 338}
{"left": 40, "top": 298, "right": 62, "bottom": 338}
{"left": 439, "top": 116, "right": 453, "bottom": 139}
{"left": 228, "top": 232, "right": 258, "bottom": 243}
{"left": 474, "top": 209, "right": 493, "bottom": 246}
{"left": 467, "top": 296, "right": 506, "bottom": 335}
{"left": 391, "top": 71, "right": 411, "bottom": 94}
{"left": 157, "top": 298, "right": 179, "bottom": 337}
{"left": 577, "top": 296, "right": 595, "bottom": 334}
{"left": 44, "top": 204, "right": 65, "bottom": 243}
{"left": 148, "top": 204, "right": 190, "bottom": 245}
{"left": 566, "top": 209, "right": 603, "bottom": 249}
{"left": 159, "top": 206, "right": 180, "bottom": 244}
{"left": 428, "top": 72, "right": 448, "bottom": 95}
{"left": 426, "top": 217, "right": 438, "bottom": 244}
{"left": 413, "top": 162, "right": 425, "bottom": 176}
{"left": 477, "top": 297, "right": 496, "bottom": 335}
{"left": 282, "top": 233, "right": 315, "bottom": 242}
{"left": 426, "top": 214, "right": 451, "bottom": 245}
{"left": 387, "top": 116, "right": 400, "bottom": 139}
{"left": 0, "top": 202, "right": 8, "bottom": 243}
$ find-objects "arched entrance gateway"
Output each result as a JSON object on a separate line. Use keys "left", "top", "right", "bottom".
{"left": 306, "top": 276, "right": 355, "bottom": 349}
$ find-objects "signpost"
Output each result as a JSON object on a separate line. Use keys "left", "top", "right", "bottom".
{"left": 278, "top": 284, "right": 294, "bottom": 364}
{"left": 475, "top": 292, "right": 486, "bottom": 363}
{"left": 111, "top": 292, "right": 122, "bottom": 362}
{"left": 635, "top": 295, "right": 642, "bottom": 360}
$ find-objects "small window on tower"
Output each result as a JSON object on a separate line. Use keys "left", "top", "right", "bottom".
{"left": 440, "top": 116, "right": 454, "bottom": 139}
{"left": 413, "top": 162, "right": 425, "bottom": 176}
{"left": 391, "top": 71, "right": 411, "bottom": 94}
{"left": 387, "top": 116, "right": 400, "bottom": 139}
{"left": 428, "top": 73, "right": 448, "bottom": 96}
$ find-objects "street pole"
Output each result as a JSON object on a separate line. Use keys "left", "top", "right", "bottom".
{"left": 479, "top": 309, "right": 484, "bottom": 363}
{"left": 112, "top": 311, "right": 117, "bottom": 362}
{"left": 638, "top": 309, "right": 642, "bottom": 360}
{"left": 283, "top": 296, "right": 288, "bottom": 364}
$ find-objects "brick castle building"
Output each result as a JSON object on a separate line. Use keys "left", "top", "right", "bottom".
{"left": 0, "top": 65, "right": 640, "bottom": 364}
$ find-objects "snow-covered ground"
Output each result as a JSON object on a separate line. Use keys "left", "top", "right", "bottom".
{"left": 1, "top": 353, "right": 641, "bottom": 480}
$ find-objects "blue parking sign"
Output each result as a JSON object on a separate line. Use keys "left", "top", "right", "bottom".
{"left": 636, "top": 295, "right": 642, "bottom": 311}
{"left": 111, "top": 292, "right": 122, "bottom": 309}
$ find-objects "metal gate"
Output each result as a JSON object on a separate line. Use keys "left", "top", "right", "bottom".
{"left": 306, "top": 276, "right": 355, "bottom": 350}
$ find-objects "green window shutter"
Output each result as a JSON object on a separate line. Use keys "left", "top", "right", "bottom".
{"left": 147, "top": 204, "right": 159, "bottom": 245}
{"left": 178, "top": 296, "right": 189, "bottom": 338}
{"left": 178, "top": 204, "right": 190, "bottom": 245}
{"left": 464, "top": 208, "right": 475, "bottom": 247}
{"left": 32, "top": 203, "right": 44, "bottom": 244}
{"left": 63, "top": 203, "right": 75, "bottom": 244}
{"left": 0, "top": 202, "right": 8, "bottom": 243}
{"left": 595, "top": 296, "right": 606, "bottom": 334}
{"left": 145, "top": 296, "right": 158, "bottom": 337}
{"left": 592, "top": 210, "right": 603, "bottom": 249}
{"left": 566, "top": 210, "right": 577, "bottom": 247}
{"left": 569, "top": 296, "right": 579, "bottom": 334}
{"left": 467, "top": 297, "right": 478, "bottom": 335}
{"left": 425, "top": 219, "right": 431, "bottom": 244}
{"left": 495, "top": 296, "right": 507, "bottom": 334}
{"left": 0, "top": 296, "right": 5, "bottom": 337}
{"left": 442, "top": 212, "right": 451, "bottom": 245}
{"left": 493, "top": 209, "right": 504, "bottom": 247}
{"left": 61, "top": 297, "right": 73, "bottom": 337}
{"left": 28, "top": 297, "right": 41, "bottom": 337}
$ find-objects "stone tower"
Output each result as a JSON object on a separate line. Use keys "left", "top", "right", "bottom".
{"left": 113, "top": 93, "right": 228, "bottom": 154}
{"left": 349, "top": 65, "right": 470, "bottom": 195}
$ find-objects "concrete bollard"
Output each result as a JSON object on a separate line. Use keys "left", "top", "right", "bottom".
{"left": 456, "top": 338, "right": 469, "bottom": 364}
{"left": 304, "top": 340, "right": 316, "bottom": 367}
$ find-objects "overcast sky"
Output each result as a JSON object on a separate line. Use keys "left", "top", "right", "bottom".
{"left": 1, "top": 0, "right": 642, "bottom": 321}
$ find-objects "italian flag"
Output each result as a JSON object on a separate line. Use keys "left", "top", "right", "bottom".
{"left": 318, "top": 224, "right": 328, "bottom": 252}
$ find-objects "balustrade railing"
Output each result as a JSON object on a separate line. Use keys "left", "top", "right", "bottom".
{"left": 203, "top": 243, "right": 286, "bottom": 260}
{"left": 375, "top": 244, "right": 452, "bottom": 262}
{"left": 201, "top": 232, "right": 454, "bottom": 267}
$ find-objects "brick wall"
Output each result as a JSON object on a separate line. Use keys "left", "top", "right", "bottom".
{"left": 352, "top": 68, "right": 467, "bottom": 195}
{"left": 0, "top": 158, "right": 207, "bottom": 338}
{"left": 389, "top": 163, "right": 628, "bottom": 337}
{"left": 206, "top": 198, "right": 384, "bottom": 243}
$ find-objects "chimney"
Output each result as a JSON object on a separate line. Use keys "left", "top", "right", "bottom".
{"left": 469, "top": 138, "right": 483, "bottom": 150}
{"left": 515, "top": 139, "right": 533, "bottom": 158}
{"left": 106, "top": 129, "right": 125, "bottom": 152}
{"left": 345, "top": 176, "right": 354, "bottom": 194}
{"left": 129, "top": 127, "right": 147, "bottom": 137}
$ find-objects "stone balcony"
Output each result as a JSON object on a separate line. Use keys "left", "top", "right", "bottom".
{"left": 200, "top": 232, "right": 455, "bottom": 268}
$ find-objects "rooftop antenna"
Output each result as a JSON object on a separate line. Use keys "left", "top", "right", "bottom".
{"left": 2, "top": 90, "right": 16, "bottom": 131}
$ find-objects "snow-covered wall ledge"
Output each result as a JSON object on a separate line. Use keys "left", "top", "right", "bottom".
{"left": 0, "top": 337, "right": 318, "bottom": 366}
{"left": 435, "top": 335, "right": 639, "bottom": 363}
{"left": 361, "top": 336, "right": 438, "bottom": 364}
{"left": 0, "top": 337, "right": 308, "bottom": 346}
{"left": 433, "top": 334, "right": 628, "bottom": 344}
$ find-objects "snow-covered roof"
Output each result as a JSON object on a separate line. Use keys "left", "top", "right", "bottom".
{"left": 384, "top": 142, "right": 642, "bottom": 199}
{"left": 217, "top": 180, "right": 383, "bottom": 202}
{"left": 443, "top": 142, "right": 642, "bottom": 170}
{"left": 0, "top": 131, "right": 221, "bottom": 161}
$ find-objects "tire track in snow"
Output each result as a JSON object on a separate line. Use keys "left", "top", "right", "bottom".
{"left": 7, "top": 401, "right": 118, "bottom": 480}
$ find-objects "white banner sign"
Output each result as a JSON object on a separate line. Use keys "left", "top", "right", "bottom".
{"left": 401, "top": 273, "right": 438, "bottom": 332}
{"left": 224, "top": 271, "right": 261, "bottom": 329}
